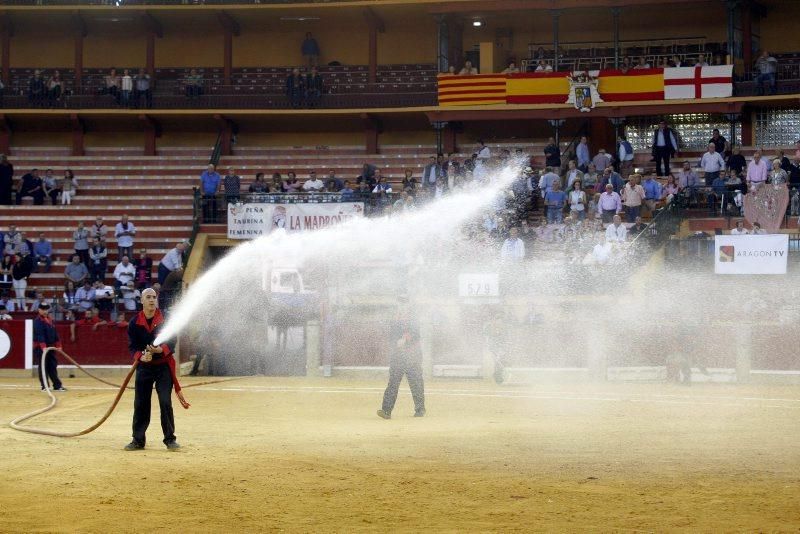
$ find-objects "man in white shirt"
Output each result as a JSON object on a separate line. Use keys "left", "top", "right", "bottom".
{"left": 159, "top": 242, "right": 186, "bottom": 285}
{"left": 113, "top": 255, "right": 136, "bottom": 290}
{"left": 121, "top": 281, "right": 141, "bottom": 311}
{"left": 591, "top": 234, "right": 613, "bottom": 265}
{"left": 500, "top": 227, "right": 525, "bottom": 262}
{"left": 302, "top": 171, "right": 325, "bottom": 192}
{"left": 476, "top": 140, "right": 491, "bottom": 160}
{"left": 699, "top": 142, "right": 726, "bottom": 186}
{"left": 605, "top": 215, "right": 628, "bottom": 242}
{"left": 114, "top": 214, "right": 136, "bottom": 261}
{"left": 730, "top": 220, "right": 749, "bottom": 235}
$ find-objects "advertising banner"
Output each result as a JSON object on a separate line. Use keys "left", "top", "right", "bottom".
{"left": 227, "top": 202, "right": 365, "bottom": 240}
{"left": 714, "top": 234, "right": 789, "bottom": 275}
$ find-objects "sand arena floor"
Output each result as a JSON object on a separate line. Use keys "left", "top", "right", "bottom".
{"left": 1, "top": 376, "right": 799, "bottom": 532}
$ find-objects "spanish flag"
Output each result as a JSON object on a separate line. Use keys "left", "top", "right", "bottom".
{"left": 437, "top": 74, "right": 507, "bottom": 106}
{"left": 506, "top": 71, "right": 568, "bottom": 104}
{"left": 599, "top": 68, "right": 664, "bottom": 101}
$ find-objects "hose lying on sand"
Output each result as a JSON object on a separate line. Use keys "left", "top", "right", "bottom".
{"left": 9, "top": 347, "right": 232, "bottom": 438}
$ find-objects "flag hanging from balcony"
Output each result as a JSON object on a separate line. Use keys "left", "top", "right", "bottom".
{"left": 663, "top": 65, "right": 733, "bottom": 99}
{"left": 437, "top": 74, "right": 507, "bottom": 106}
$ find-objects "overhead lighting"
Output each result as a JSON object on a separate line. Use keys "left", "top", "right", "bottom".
{"left": 472, "top": 20, "right": 482, "bottom": 27}
{"left": 280, "top": 16, "right": 321, "bottom": 21}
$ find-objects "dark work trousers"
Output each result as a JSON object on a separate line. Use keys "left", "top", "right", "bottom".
{"left": 202, "top": 194, "right": 217, "bottom": 223}
{"left": 132, "top": 363, "right": 176, "bottom": 446}
{"left": 34, "top": 347, "right": 62, "bottom": 390}
{"left": 381, "top": 354, "right": 425, "bottom": 414}
{"left": 654, "top": 146, "right": 672, "bottom": 177}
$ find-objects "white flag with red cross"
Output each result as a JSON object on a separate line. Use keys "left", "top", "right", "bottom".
{"left": 663, "top": 65, "right": 733, "bottom": 100}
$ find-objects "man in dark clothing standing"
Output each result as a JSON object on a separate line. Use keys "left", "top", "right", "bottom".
{"left": 543, "top": 137, "right": 561, "bottom": 169}
{"left": 305, "top": 67, "right": 323, "bottom": 108}
{"left": 0, "top": 154, "right": 13, "bottom": 205}
{"left": 651, "top": 120, "right": 678, "bottom": 176}
{"left": 377, "top": 301, "right": 425, "bottom": 419}
{"left": 286, "top": 68, "right": 305, "bottom": 108}
{"left": 33, "top": 303, "right": 66, "bottom": 391}
{"left": 125, "top": 288, "right": 189, "bottom": 451}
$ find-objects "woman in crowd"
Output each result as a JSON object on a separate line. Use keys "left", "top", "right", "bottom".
{"left": 568, "top": 179, "right": 587, "bottom": 221}
{"left": 663, "top": 174, "right": 680, "bottom": 204}
{"left": 0, "top": 254, "right": 14, "bottom": 293}
{"left": 282, "top": 172, "right": 301, "bottom": 193}
{"left": 62, "top": 169, "right": 77, "bottom": 205}
{"left": 249, "top": 172, "right": 269, "bottom": 194}
{"left": 270, "top": 172, "right": 283, "bottom": 192}
{"left": 769, "top": 158, "right": 788, "bottom": 185}
{"left": 47, "top": 70, "right": 63, "bottom": 106}
{"left": 62, "top": 281, "right": 79, "bottom": 313}
{"left": 401, "top": 169, "right": 417, "bottom": 192}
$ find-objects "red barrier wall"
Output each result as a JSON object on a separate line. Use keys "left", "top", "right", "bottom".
{"left": 0, "top": 320, "right": 27, "bottom": 369}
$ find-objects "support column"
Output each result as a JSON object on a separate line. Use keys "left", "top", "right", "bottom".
{"left": 443, "top": 123, "right": 457, "bottom": 154}
{"left": 70, "top": 114, "right": 84, "bottom": 157}
{"left": 74, "top": 34, "right": 83, "bottom": 92}
{"left": 437, "top": 15, "right": 449, "bottom": 73}
{"left": 550, "top": 10, "right": 560, "bottom": 71}
{"left": 368, "top": 24, "right": 378, "bottom": 84}
{"left": 723, "top": 112, "right": 739, "bottom": 148}
{"left": 742, "top": 4, "right": 752, "bottom": 70}
{"left": 305, "top": 320, "right": 322, "bottom": 377}
{"left": 223, "top": 29, "right": 232, "bottom": 86}
{"left": 362, "top": 113, "right": 379, "bottom": 155}
{"left": 0, "top": 115, "right": 10, "bottom": 155}
{"left": 432, "top": 121, "right": 446, "bottom": 155}
{"left": 214, "top": 114, "right": 233, "bottom": 156}
{"left": 1, "top": 22, "right": 11, "bottom": 87}
{"left": 589, "top": 117, "right": 615, "bottom": 155}
{"left": 448, "top": 18, "right": 463, "bottom": 71}
{"left": 612, "top": 7, "right": 620, "bottom": 69}
{"left": 146, "top": 31, "right": 156, "bottom": 78}
{"left": 741, "top": 110, "right": 753, "bottom": 146}
{"left": 140, "top": 115, "right": 161, "bottom": 157}
{"left": 548, "top": 118, "right": 565, "bottom": 146}
{"left": 726, "top": 1, "right": 736, "bottom": 64}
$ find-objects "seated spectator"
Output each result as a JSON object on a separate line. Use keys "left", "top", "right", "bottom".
{"left": 224, "top": 167, "right": 241, "bottom": 204}
{"left": 619, "top": 56, "right": 632, "bottom": 73}
{"left": 306, "top": 67, "right": 323, "bottom": 108}
{"left": 33, "top": 232, "right": 52, "bottom": 273}
{"left": 590, "top": 235, "right": 613, "bottom": 265}
{"left": 583, "top": 164, "right": 599, "bottom": 191}
{"left": 730, "top": 220, "right": 749, "bottom": 235}
{"left": 63, "top": 281, "right": 79, "bottom": 312}
{"left": 630, "top": 216, "right": 648, "bottom": 236}
{"left": 500, "top": 227, "right": 525, "bottom": 262}
{"left": 459, "top": 60, "right": 478, "bottom": 75}
{"left": 0, "top": 308, "right": 10, "bottom": 320}
{"left": 70, "top": 308, "right": 107, "bottom": 341}
{"left": 120, "top": 281, "right": 141, "bottom": 312}
{"left": 134, "top": 249, "right": 153, "bottom": 288}
{"left": 401, "top": 169, "right": 417, "bottom": 192}
{"left": 65, "top": 255, "right": 89, "bottom": 285}
{"left": 501, "top": 61, "right": 520, "bottom": 74}
{"left": 270, "top": 172, "right": 283, "bottom": 191}
{"left": 754, "top": 50, "right": 777, "bottom": 96}
{"left": 114, "top": 312, "right": 128, "bottom": 328}
{"left": 534, "top": 60, "right": 552, "bottom": 73}
{"left": 0, "top": 289, "right": 14, "bottom": 312}
{"left": 302, "top": 171, "right": 325, "bottom": 192}
{"left": 286, "top": 68, "right": 305, "bottom": 108}
{"left": 16, "top": 168, "right": 44, "bottom": 205}
{"left": 372, "top": 175, "right": 392, "bottom": 194}
{"left": 134, "top": 68, "right": 152, "bottom": 109}
{"left": 695, "top": 54, "right": 709, "bottom": 67}
{"left": 663, "top": 175, "right": 680, "bottom": 204}
{"left": 752, "top": 222, "right": 767, "bottom": 235}
{"left": 339, "top": 180, "right": 355, "bottom": 200}
{"left": 113, "top": 255, "right": 136, "bottom": 290}
{"left": 75, "top": 280, "right": 95, "bottom": 312}
{"left": 678, "top": 161, "right": 700, "bottom": 192}
{"left": 89, "top": 237, "right": 108, "bottom": 282}
{"left": 249, "top": 173, "right": 269, "bottom": 194}
{"left": 93, "top": 280, "right": 115, "bottom": 316}
{"left": 42, "top": 169, "right": 60, "bottom": 205}
{"left": 633, "top": 56, "right": 650, "bottom": 69}
{"left": 670, "top": 55, "right": 682, "bottom": 67}
{"left": 282, "top": 172, "right": 301, "bottom": 193}
{"left": 29, "top": 70, "right": 46, "bottom": 106}
{"left": 599, "top": 167, "right": 624, "bottom": 193}
{"left": 325, "top": 170, "right": 344, "bottom": 192}
{"left": 185, "top": 69, "right": 203, "bottom": 98}
{"left": 605, "top": 214, "right": 628, "bottom": 242}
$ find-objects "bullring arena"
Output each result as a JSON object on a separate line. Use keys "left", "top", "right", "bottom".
{"left": 2, "top": 377, "right": 800, "bottom": 531}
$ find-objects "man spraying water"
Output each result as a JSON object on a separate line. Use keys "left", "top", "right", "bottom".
{"left": 125, "top": 288, "right": 190, "bottom": 451}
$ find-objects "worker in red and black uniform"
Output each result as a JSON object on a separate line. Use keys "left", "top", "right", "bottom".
{"left": 125, "top": 288, "right": 190, "bottom": 451}
{"left": 33, "top": 302, "right": 66, "bottom": 392}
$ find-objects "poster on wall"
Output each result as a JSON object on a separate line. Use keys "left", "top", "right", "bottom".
{"left": 714, "top": 234, "right": 789, "bottom": 275}
{"left": 227, "top": 202, "right": 365, "bottom": 240}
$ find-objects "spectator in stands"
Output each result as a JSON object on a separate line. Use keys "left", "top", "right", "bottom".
{"left": 16, "top": 168, "right": 44, "bottom": 205}
{"left": 730, "top": 220, "right": 749, "bottom": 235}
{"left": 534, "top": 60, "right": 552, "bottom": 73}
{"left": 622, "top": 175, "right": 645, "bottom": 222}
{"left": 3, "top": 224, "right": 21, "bottom": 256}
{"left": 11, "top": 252, "right": 33, "bottom": 310}
{"left": 42, "top": 169, "right": 60, "bottom": 205}
{"left": 103, "top": 68, "right": 120, "bottom": 102}
{"left": 538, "top": 166, "right": 560, "bottom": 198}
{"left": 669, "top": 55, "right": 682, "bottom": 67}
{"left": 752, "top": 222, "right": 767, "bottom": 235}
{"left": 249, "top": 173, "right": 269, "bottom": 194}
{"left": 592, "top": 148, "right": 613, "bottom": 172}
{"left": 445, "top": 66, "right": 456, "bottom": 75}
{"left": 89, "top": 237, "right": 107, "bottom": 283}
{"left": 459, "top": 61, "right": 478, "bottom": 75}
{"left": 70, "top": 308, "right": 106, "bottom": 341}
{"left": 302, "top": 171, "right": 325, "bottom": 193}
{"left": 121, "top": 281, "right": 141, "bottom": 312}
{"left": 28, "top": 69, "right": 46, "bottom": 106}
{"left": 500, "top": 227, "right": 525, "bottom": 262}
{"left": 677, "top": 160, "right": 699, "bottom": 192}
{"left": 565, "top": 160, "right": 583, "bottom": 191}
{"left": 120, "top": 69, "right": 133, "bottom": 108}
{"left": 357, "top": 167, "right": 378, "bottom": 189}
{"left": 544, "top": 137, "right": 561, "bottom": 168}
{"left": 599, "top": 166, "right": 624, "bottom": 193}
{"left": 282, "top": 172, "right": 301, "bottom": 193}
{"left": 501, "top": 61, "right": 520, "bottom": 74}
{"left": 657, "top": 58, "right": 671, "bottom": 69}
{"left": 0, "top": 255, "right": 12, "bottom": 294}
{"left": 728, "top": 145, "right": 746, "bottom": 176}
{"left": 700, "top": 142, "right": 726, "bottom": 186}
{"left": 200, "top": 164, "right": 221, "bottom": 222}
{"left": 642, "top": 172, "right": 663, "bottom": 215}
{"left": 113, "top": 255, "right": 136, "bottom": 292}
{"left": 63, "top": 281, "right": 79, "bottom": 312}
{"left": 582, "top": 163, "right": 599, "bottom": 191}
{"left": 306, "top": 67, "right": 323, "bottom": 108}
{"left": 605, "top": 214, "right": 628, "bottom": 242}
{"left": 619, "top": 57, "right": 632, "bottom": 73}
{"left": 651, "top": 120, "right": 678, "bottom": 177}
{"left": 115, "top": 215, "right": 136, "bottom": 261}
{"left": 270, "top": 172, "right": 283, "bottom": 192}
{"left": 0, "top": 154, "right": 13, "bottom": 205}
{"left": 630, "top": 216, "right": 648, "bottom": 236}
{"left": 134, "top": 68, "right": 152, "bottom": 109}
{"left": 709, "top": 128, "right": 729, "bottom": 156}
{"left": 223, "top": 167, "right": 241, "bottom": 204}
{"left": 568, "top": 179, "right": 587, "bottom": 221}
{"left": 634, "top": 56, "right": 651, "bottom": 70}
{"left": 769, "top": 158, "right": 788, "bottom": 185}
{"left": 134, "top": 249, "right": 153, "bottom": 288}
{"left": 47, "top": 70, "right": 63, "bottom": 107}
{"left": 544, "top": 180, "right": 566, "bottom": 224}
{"left": 421, "top": 156, "right": 440, "bottom": 189}
{"left": 90, "top": 216, "right": 108, "bottom": 244}
{"left": 286, "top": 68, "right": 305, "bottom": 108}
{"left": 576, "top": 136, "right": 590, "bottom": 172}
{"left": 322, "top": 170, "right": 342, "bottom": 192}
{"left": 15, "top": 232, "right": 31, "bottom": 256}
{"left": 339, "top": 180, "right": 355, "bottom": 200}
{"left": 302, "top": 32, "right": 321, "bottom": 68}
{"left": 598, "top": 183, "right": 622, "bottom": 223}
{"left": 73, "top": 221, "right": 90, "bottom": 266}
{"left": 0, "top": 308, "right": 11, "bottom": 320}
{"left": 617, "top": 135, "right": 634, "bottom": 179}
{"left": 33, "top": 232, "right": 52, "bottom": 273}
{"left": 754, "top": 50, "right": 777, "bottom": 95}
{"left": 93, "top": 280, "right": 114, "bottom": 317}
{"left": 695, "top": 54, "right": 709, "bottom": 67}
{"left": 61, "top": 169, "right": 76, "bottom": 205}
{"left": 746, "top": 150, "right": 769, "bottom": 191}
{"left": 372, "top": 174, "right": 392, "bottom": 194}
{"left": 401, "top": 169, "right": 417, "bottom": 192}
{"left": 185, "top": 69, "right": 203, "bottom": 98}
{"left": 158, "top": 242, "right": 185, "bottom": 286}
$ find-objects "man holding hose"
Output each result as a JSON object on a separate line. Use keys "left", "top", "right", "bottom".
{"left": 125, "top": 288, "right": 190, "bottom": 451}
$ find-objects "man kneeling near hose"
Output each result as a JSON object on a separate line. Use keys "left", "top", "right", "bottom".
{"left": 125, "top": 288, "right": 190, "bottom": 451}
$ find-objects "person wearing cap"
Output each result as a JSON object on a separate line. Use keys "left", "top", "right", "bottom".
{"left": 33, "top": 303, "right": 66, "bottom": 392}
{"left": 377, "top": 298, "right": 425, "bottom": 419}
{"left": 125, "top": 288, "right": 189, "bottom": 451}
